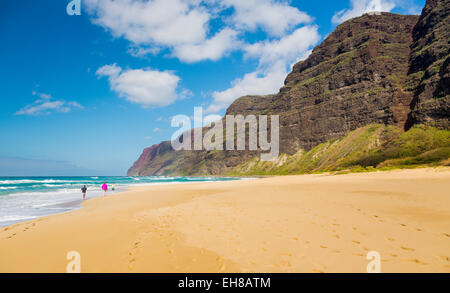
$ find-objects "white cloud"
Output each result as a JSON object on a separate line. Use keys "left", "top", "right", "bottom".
{"left": 244, "top": 26, "right": 320, "bottom": 68}
{"left": 207, "top": 64, "right": 286, "bottom": 113}
{"left": 96, "top": 64, "right": 183, "bottom": 107}
{"left": 203, "top": 114, "right": 223, "bottom": 126}
{"left": 222, "top": 0, "right": 312, "bottom": 36}
{"left": 67, "top": 101, "right": 84, "bottom": 109}
{"left": 85, "top": 0, "right": 237, "bottom": 62}
{"left": 85, "top": 0, "right": 209, "bottom": 46}
{"left": 15, "top": 92, "right": 83, "bottom": 116}
{"left": 207, "top": 26, "right": 320, "bottom": 113}
{"left": 85, "top": 1, "right": 320, "bottom": 112}
{"left": 332, "top": 0, "right": 396, "bottom": 24}
{"left": 31, "top": 91, "right": 51, "bottom": 100}
{"left": 127, "top": 46, "right": 161, "bottom": 58}
{"left": 172, "top": 28, "right": 239, "bottom": 63}
{"left": 85, "top": 0, "right": 315, "bottom": 62}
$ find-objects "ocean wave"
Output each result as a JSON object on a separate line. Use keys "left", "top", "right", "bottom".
{"left": 0, "top": 187, "right": 17, "bottom": 190}
{"left": 0, "top": 179, "right": 74, "bottom": 185}
{"left": 0, "top": 215, "right": 37, "bottom": 223}
{"left": 8, "top": 189, "right": 82, "bottom": 197}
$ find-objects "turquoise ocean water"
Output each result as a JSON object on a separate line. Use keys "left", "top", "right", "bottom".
{"left": 0, "top": 176, "right": 240, "bottom": 227}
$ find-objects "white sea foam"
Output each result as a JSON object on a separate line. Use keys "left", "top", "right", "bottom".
{"left": 0, "top": 176, "right": 243, "bottom": 228}
{"left": 0, "top": 215, "right": 37, "bottom": 223}
{"left": 0, "top": 179, "right": 74, "bottom": 184}
{"left": 8, "top": 189, "right": 80, "bottom": 197}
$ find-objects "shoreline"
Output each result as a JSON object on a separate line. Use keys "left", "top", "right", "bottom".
{"left": 0, "top": 177, "right": 245, "bottom": 228}
{"left": 1, "top": 167, "right": 449, "bottom": 273}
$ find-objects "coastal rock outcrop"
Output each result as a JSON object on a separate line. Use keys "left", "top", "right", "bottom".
{"left": 128, "top": 0, "right": 449, "bottom": 176}
{"left": 407, "top": 0, "right": 450, "bottom": 129}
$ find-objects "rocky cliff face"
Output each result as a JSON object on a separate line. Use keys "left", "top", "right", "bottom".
{"left": 407, "top": 0, "right": 449, "bottom": 129}
{"left": 128, "top": 1, "right": 449, "bottom": 176}
{"left": 267, "top": 12, "right": 419, "bottom": 153}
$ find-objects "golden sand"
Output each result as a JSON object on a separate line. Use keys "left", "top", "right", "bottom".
{"left": 0, "top": 168, "right": 449, "bottom": 273}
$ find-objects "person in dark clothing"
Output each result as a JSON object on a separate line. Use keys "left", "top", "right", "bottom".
{"left": 81, "top": 185, "right": 87, "bottom": 200}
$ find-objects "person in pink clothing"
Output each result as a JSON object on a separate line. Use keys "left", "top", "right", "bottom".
{"left": 102, "top": 182, "right": 108, "bottom": 196}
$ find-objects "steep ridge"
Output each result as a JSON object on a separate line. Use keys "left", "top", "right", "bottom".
{"left": 128, "top": 1, "right": 449, "bottom": 176}
{"left": 264, "top": 12, "right": 418, "bottom": 153}
{"left": 230, "top": 124, "right": 450, "bottom": 175}
{"left": 407, "top": 0, "right": 450, "bottom": 129}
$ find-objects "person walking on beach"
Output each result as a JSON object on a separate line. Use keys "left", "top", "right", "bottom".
{"left": 81, "top": 185, "right": 87, "bottom": 200}
{"left": 102, "top": 182, "right": 108, "bottom": 196}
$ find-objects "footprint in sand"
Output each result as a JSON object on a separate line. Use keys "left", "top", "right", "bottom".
{"left": 333, "top": 234, "right": 340, "bottom": 239}
{"left": 439, "top": 256, "right": 449, "bottom": 262}
{"left": 408, "top": 259, "right": 428, "bottom": 265}
{"left": 415, "top": 228, "right": 423, "bottom": 232}
{"left": 400, "top": 246, "right": 415, "bottom": 251}
{"left": 387, "top": 237, "right": 395, "bottom": 242}
{"left": 400, "top": 224, "right": 407, "bottom": 227}
{"left": 352, "top": 240, "right": 361, "bottom": 244}
{"left": 443, "top": 233, "right": 450, "bottom": 238}
{"left": 320, "top": 245, "right": 327, "bottom": 249}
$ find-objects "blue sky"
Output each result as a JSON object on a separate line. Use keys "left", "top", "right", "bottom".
{"left": 0, "top": 0, "right": 425, "bottom": 176}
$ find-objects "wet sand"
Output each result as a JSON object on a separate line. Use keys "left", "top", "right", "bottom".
{"left": 0, "top": 168, "right": 449, "bottom": 273}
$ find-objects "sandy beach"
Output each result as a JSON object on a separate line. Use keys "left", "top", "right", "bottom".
{"left": 0, "top": 168, "right": 449, "bottom": 273}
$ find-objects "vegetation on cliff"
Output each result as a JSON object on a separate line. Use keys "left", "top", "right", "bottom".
{"left": 128, "top": 0, "right": 449, "bottom": 177}
{"left": 229, "top": 124, "right": 450, "bottom": 175}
